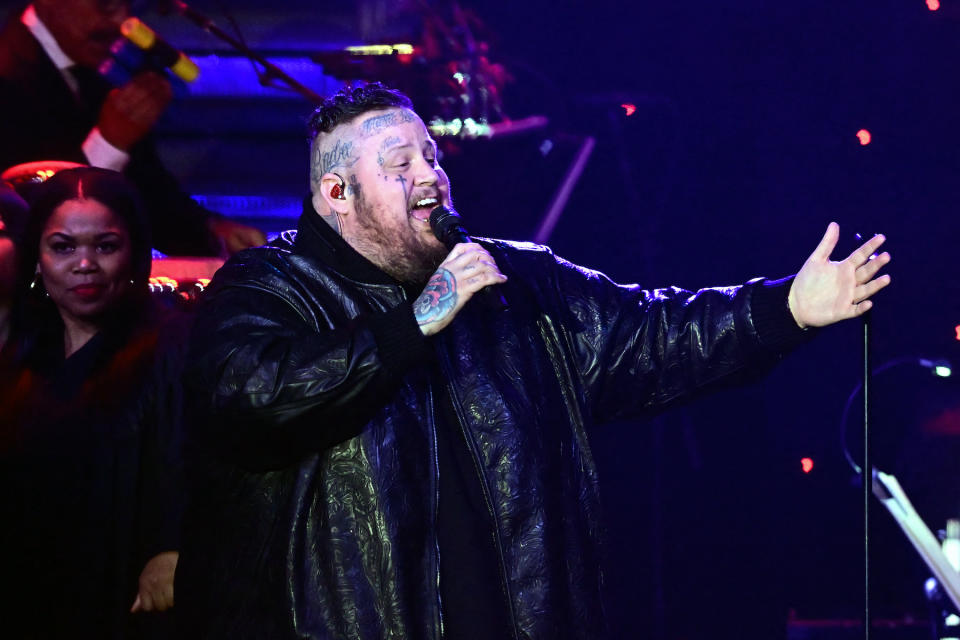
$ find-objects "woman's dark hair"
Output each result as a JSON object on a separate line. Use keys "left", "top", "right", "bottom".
{"left": 12, "top": 167, "right": 152, "bottom": 345}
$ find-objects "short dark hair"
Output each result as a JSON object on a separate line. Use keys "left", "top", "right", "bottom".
{"left": 306, "top": 82, "right": 413, "bottom": 139}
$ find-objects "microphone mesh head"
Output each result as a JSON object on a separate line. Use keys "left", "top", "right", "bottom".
{"left": 428, "top": 205, "right": 462, "bottom": 245}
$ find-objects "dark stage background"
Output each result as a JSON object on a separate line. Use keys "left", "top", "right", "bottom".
{"left": 4, "top": 0, "right": 958, "bottom": 637}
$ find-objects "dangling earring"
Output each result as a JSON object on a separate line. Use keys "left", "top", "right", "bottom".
{"left": 30, "top": 272, "right": 48, "bottom": 298}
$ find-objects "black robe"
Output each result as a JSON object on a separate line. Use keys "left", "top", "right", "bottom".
{"left": 0, "top": 300, "right": 188, "bottom": 639}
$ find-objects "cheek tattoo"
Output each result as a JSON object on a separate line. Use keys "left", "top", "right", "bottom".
{"left": 395, "top": 175, "right": 409, "bottom": 203}
{"left": 347, "top": 174, "right": 361, "bottom": 198}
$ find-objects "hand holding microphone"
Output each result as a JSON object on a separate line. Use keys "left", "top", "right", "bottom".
{"left": 414, "top": 206, "right": 508, "bottom": 336}
{"left": 98, "top": 71, "right": 173, "bottom": 150}
{"left": 120, "top": 18, "right": 199, "bottom": 84}
{"left": 96, "top": 18, "right": 196, "bottom": 150}
{"left": 99, "top": 18, "right": 200, "bottom": 87}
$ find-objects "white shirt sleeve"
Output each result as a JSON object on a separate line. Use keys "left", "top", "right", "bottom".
{"left": 81, "top": 127, "right": 131, "bottom": 171}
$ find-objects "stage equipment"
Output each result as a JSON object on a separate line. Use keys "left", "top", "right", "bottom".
{"left": 786, "top": 614, "right": 933, "bottom": 639}
{"left": 150, "top": 255, "right": 223, "bottom": 282}
{"left": 148, "top": 256, "right": 224, "bottom": 309}
{"left": 873, "top": 471, "right": 960, "bottom": 636}
{"left": 121, "top": 18, "right": 197, "bottom": 82}
{"left": 429, "top": 205, "right": 507, "bottom": 310}
{"left": 162, "top": 0, "right": 323, "bottom": 104}
{"left": 311, "top": 1, "right": 541, "bottom": 144}
{"left": 533, "top": 135, "right": 595, "bottom": 244}
{"left": 841, "top": 356, "right": 955, "bottom": 476}
{"left": 864, "top": 284, "right": 873, "bottom": 640}
{"left": 97, "top": 18, "right": 200, "bottom": 95}
{"left": 925, "top": 519, "right": 960, "bottom": 640}
{"left": 839, "top": 353, "right": 959, "bottom": 639}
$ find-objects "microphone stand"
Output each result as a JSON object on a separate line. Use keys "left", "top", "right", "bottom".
{"left": 167, "top": 0, "right": 324, "bottom": 105}
{"left": 863, "top": 311, "right": 872, "bottom": 640}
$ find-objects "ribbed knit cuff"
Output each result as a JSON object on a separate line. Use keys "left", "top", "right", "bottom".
{"left": 367, "top": 302, "right": 433, "bottom": 375}
{"left": 750, "top": 276, "right": 812, "bottom": 352}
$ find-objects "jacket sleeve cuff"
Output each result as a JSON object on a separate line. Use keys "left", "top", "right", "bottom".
{"left": 750, "top": 276, "right": 811, "bottom": 352}
{"left": 367, "top": 302, "right": 433, "bottom": 375}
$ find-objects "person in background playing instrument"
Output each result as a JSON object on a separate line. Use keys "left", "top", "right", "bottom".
{"left": 0, "top": 0, "right": 266, "bottom": 256}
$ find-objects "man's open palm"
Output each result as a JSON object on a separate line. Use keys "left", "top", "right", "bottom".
{"left": 788, "top": 222, "right": 892, "bottom": 329}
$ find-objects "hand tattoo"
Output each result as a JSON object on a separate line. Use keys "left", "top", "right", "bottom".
{"left": 414, "top": 268, "right": 457, "bottom": 325}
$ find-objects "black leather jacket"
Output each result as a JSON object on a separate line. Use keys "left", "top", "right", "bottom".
{"left": 177, "top": 207, "right": 804, "bottom": 639}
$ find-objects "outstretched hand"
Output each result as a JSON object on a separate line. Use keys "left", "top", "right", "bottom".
{"left": 788, "top": 222, "right": 891, "bottom": 329}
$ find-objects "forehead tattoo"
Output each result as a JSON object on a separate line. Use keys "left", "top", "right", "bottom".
{"left": 379, "top": 136, "right": 403, "bottom": 152}
{"left": 359, "top": 110, "right": 418, "bottom": 137}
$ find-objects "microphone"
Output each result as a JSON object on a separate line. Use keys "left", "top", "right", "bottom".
{"left": 98, "top": 18, "right": 199, "bottom": 88}
{"left": 429, "top": 205, "right": 470, "bottom": 247}
{"left": 429, "top": 205, "right": 507, "bottom": 311}
{"left": 121, "top": 18, "right": 199, "bottom": 82}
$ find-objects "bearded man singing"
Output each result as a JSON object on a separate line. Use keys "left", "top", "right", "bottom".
{"left": 176, "top": 83, "right": 891, "bottom": 640}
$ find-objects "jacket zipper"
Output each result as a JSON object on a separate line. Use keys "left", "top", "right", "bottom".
{"left": 394, "top": 285, "right": 446, "bottom": 640}
{"left": 426, "top": 383, "right": 445, "bottom": 640}
{"left": 398, "top": 282, "right": 446, "bottom": 640}
{"left": 438, "top": 348, "right": 520, "bottom": 640}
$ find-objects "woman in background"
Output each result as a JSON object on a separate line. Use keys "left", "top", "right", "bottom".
{"left": 0, "top": 167, "right": 186, "bottom": 639}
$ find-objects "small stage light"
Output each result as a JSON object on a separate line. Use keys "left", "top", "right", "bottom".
{"left": 621, "top": 103, "right": 637, "bottom": 117}
{"left": 927, "top": 0, "right": 940, "bottom": 11}
{"left": 345, "top": 44, "right": 414, "bottom": 56}
{"left": 856, "top": 129, "right": 871, "bottom": 146}
{"left": 801, "top": 458, "right": 814, "bottom": 473}
{"left": 919, "top": 358, "right": 953, "bottom": 378}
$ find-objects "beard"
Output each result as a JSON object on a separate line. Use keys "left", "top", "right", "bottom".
{"left": 349, "top": 189, "right": 448, "bottom": 286}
